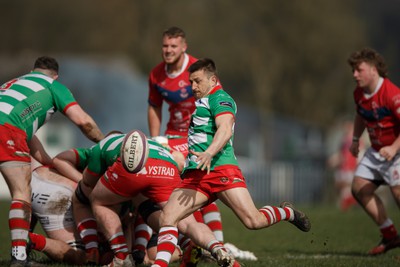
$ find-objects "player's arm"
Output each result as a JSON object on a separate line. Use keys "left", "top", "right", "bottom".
{"left": 379, "top": 95, "right": 400, "bottom": 161}
{"left": 148, "top": 104, "right": 162, "bottom": 137}
{"left": 52, "top": 149, "right": 83, "bottom": 183}
{"left": 191, "top": 113, "right": 234, "bottom": 174}
{"left": 349, "top": 113, "right": 365, "bottom": 157}
{"left": 28, "top": 135, "right": 52, "bottom": 166}
{"left": 64, "top": 104, "right": 104, "bottom": 143}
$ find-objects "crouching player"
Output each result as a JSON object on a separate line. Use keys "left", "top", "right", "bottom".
{"left": 29, "top": 165, "right": 86, "bottom": 265}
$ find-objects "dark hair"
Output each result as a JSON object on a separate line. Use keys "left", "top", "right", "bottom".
{"left": 163, "top": 26, "right": 186, "bottom": 39}
{"left": 347, "top": 47, "right": 388, "bottom": 78}
{"left": 188, "top": 58, "right": 218, "bottom": 77}
{"left": 33, "top": 56, "right": 59, "bottom": 74}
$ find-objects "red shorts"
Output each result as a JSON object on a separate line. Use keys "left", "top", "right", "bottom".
{"left": 179, "top": 166, "right": 247, "bottom": 202}
{"left": 0, "top": 124, "right": 30, "bottom": 162}
{"left": 168, "top": 137, "right": 188, "bottom": 157}
{"left": 101, "top": 158, "right": 181, "bottom": 203}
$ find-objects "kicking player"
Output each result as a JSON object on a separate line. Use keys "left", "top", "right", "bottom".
{"left": 151, "top": 58, "right": 311, "bottom": 267}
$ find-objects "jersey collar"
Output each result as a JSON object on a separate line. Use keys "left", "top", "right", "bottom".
{"left": 208, "top": 84, "right": 222, "bottom": 95}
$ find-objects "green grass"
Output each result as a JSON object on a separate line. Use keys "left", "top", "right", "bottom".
{"left": 1, "top": 200, "right": 400, "bottom": 266}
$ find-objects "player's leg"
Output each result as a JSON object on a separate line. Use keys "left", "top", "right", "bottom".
{"left": 151, "top": 188, "right": 209, "bottom": 267}
{"left": 1, "top": 163, "right": 33, "bottom": 266}
{"left": 90, "top": 179, "right": 135, "bottom": 267}
{"left": 29, "top": 231, "right": 86, "bottom": 265}
{"left": 352, "top": 176, "right": 400, "bottom": 254}
{"left": 199, "top": 202, "right": 224, "bottom": 242}
{"left": 217, "top": 187, "right": 310, "bottom": 231}
{"left": 73, "top": 180, "right": 101, "bottom": 264}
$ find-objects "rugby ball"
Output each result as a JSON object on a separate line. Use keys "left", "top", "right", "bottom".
{"left": 120, "top": 130, "right": 149, "bottom": 173}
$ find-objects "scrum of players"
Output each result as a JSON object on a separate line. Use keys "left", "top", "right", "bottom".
{"left": 1, "top": 27, "right": 267, "bottom": 267}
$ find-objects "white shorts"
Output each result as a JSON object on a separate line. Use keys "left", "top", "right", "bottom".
{"left": 31, "top": 171, "right": 75, "bottom": 231}
{"left": 354, "top": 147, "right": 400, "bottom": 186}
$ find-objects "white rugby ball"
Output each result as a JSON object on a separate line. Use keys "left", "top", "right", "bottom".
{"left": 120, "top": 130, "right": 149, "bottom": 173}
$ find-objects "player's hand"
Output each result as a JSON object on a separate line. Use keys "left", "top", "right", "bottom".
{"left": 379, "top": 146, "right": 397, "bottom": 161}
{"left": 349, "top": 141, "right": 359, "bottom": 157}
{"left": 190, "top": 150, "right": 212, "bottom": 174}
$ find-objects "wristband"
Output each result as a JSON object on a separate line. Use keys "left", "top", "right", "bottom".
{"left": 352, "top": 136, "right": 359, "bottom": 142}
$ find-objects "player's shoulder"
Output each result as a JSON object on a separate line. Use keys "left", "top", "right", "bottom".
{"left": 150, "top": 61, "right": 166, "bottom": 75}
{"left": 383, "top": 78, "right": 400, "bottom": 92}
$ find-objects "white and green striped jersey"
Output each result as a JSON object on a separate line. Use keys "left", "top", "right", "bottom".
{"left": 184, "top": 87, "right": 239, "bottom": 172}
{"left": 0, "top": 71, "right": 77, "bottom": 140}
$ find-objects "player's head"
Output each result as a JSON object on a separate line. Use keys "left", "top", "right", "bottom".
{"left": 347, "top": 48, "right": 388, "bottom": 78}
{"left": 33, "top": 56, "right": 59, "bottom": 79}
{"left": 161, "top": 26, "right": 187, "bottom": 65}
{"left": 188, "top": 58, "right": 218, "bottom": 99}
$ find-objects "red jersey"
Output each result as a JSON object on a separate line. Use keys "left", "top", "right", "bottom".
{"left": 354, "top": 78, "right": 400, "bottom": 150}
{"left": 148, "top": 54, "right": 198, "bottom": 136}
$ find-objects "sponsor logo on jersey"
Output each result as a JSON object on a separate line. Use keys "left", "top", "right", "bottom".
{"left": 20, "top": 101, "right": 42, "bottom": 119}
{"left": 148, "top": 166, "right": 175, "bottom": 176}
{"left": 172, "top": 143, "right": 188, "bottom": 152}
{"left": 180, "top": 87, "right": 189, "bottom": 98}
{"left": 219, "top": 101, "right": 233, "bottom": 108}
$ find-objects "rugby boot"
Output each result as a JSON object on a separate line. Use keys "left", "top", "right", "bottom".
{"left": 368, "top": 235, "right": 400, "bottom": 255}
{"left": 212, "top": 248, "right": 238, "bottom": 267}
{"left": 280, "top": 201, "right": 311, "bottom": 232}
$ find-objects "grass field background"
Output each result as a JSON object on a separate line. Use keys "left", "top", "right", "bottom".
{"left": 0, "top": 200, "right": 400, "bottom": 266}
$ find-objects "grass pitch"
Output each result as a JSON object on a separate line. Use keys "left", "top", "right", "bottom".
{"left": 0, "top": 200, "right": 399, "bottom": 266}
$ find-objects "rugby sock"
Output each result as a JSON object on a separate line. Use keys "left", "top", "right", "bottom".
{"left": 259, "top": 205, "right": 294, "bottom": 226}
{"left": 207, "top": 239, "right": 226, "bottom": 254}
{"left": 109, "top": 232, "right": 129, "bottom": 260}
{"left": 178, "top": 233, "right": 191, "bottom": 252}
{"left": 153, "top": 226, "right": 179, "bottom": 267}
{"left": 201, "top": 202, "right": 224, "bottom": 242}
{"left": 379, "top": 219, "right": 398, "bottom": 239}
{"left": 9, "top": 199, "right": 31, "bottom": 260}
{"left": 28, "top": 232, "right": 46, "bottom": 251}
{"left": 133, "top": 215, "right": 153, "bottom": 253}
{"left": 77, "top": 218, "right": 99, "bottom": 252}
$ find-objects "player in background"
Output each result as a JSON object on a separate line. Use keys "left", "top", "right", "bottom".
{"left": 348, "top": 47, "right": 400, "bottom": 255}
{"left": 147, "top": 26, "right": 197, "bottom": 154}
{"left": 327, "top": 120, "right": 362, "bottom": 211}
{"left": 0, "top": 56, "right": 104, "bottom": 267}
{"left": 151, "top": 58, "right": 311, "bottom": 267}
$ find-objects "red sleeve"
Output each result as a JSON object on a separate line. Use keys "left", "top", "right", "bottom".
{"left": 148, "top": 69, "right": 163, "bottom": 107}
